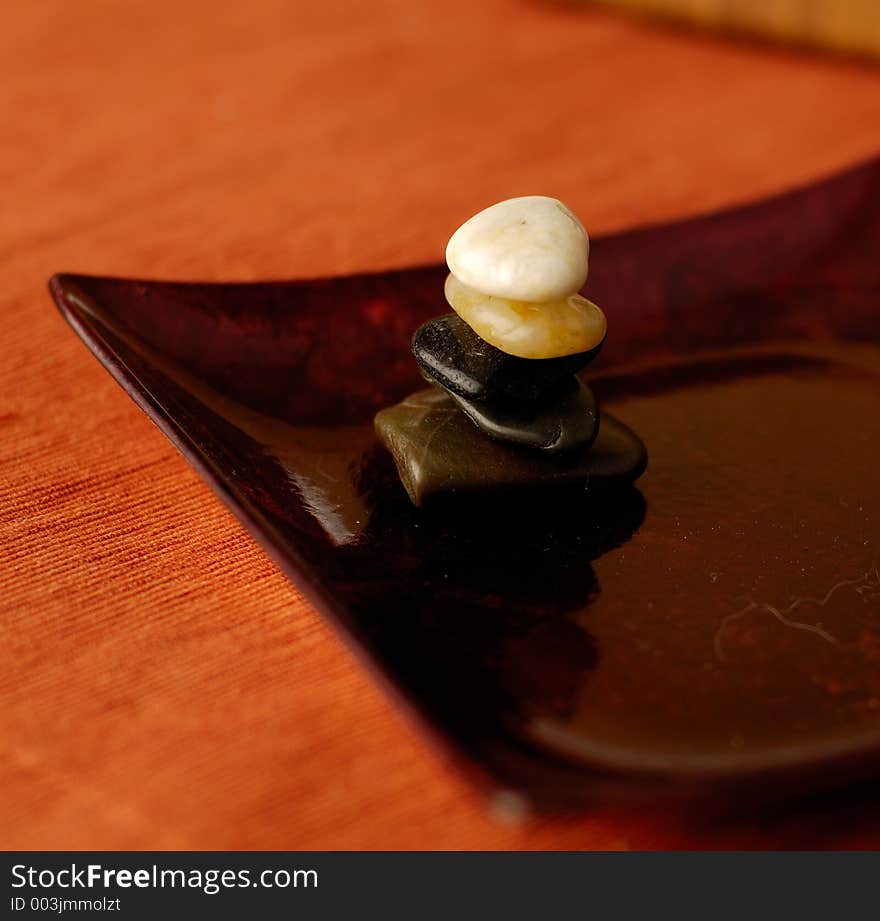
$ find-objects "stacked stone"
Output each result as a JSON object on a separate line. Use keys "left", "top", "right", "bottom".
{"left": 415, "top": 196, "right": 606, "bottom": 454}
{"left": 375, "top": 196, "right": 646, "bottom": 507}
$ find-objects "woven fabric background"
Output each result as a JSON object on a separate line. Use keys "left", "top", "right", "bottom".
{"left": 4, "top": 0, "right": 880, "bottom": 848}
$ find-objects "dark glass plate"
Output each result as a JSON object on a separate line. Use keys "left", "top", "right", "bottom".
{"left": 50, "top": 158, "right": 880, "bottom": 811}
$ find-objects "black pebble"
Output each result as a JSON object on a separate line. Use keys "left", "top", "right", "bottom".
{"left": 448, "top": 376, "right": 599, "bottom": 454}
{"left": 412, "top": 314, "right": 605, "bottom": 403}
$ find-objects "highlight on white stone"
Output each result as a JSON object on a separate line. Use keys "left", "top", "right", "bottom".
{"left": 445, "top": 195, "right": 589, "bottom": 303}
{"left": 444, "top": 273, "right": 607, "bottom": 360}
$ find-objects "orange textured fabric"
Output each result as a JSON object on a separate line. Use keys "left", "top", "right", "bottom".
{"left": 3, "top": 0, "right": 880, "bottom": 849}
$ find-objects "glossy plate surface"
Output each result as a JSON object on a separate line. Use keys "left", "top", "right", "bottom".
{"left": 51, "top": 159, "right": 880, "bottom": 809}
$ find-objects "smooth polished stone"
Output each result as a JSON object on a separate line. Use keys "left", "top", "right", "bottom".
{"left": 445, "top": 273, "right": 607, "bottom": 359}
{"left": 374, "top": 388, "right": 646, "bottom": 507}
{"left": 449, "top": 377, "right": 598, "bottom": 454}
{"left": 412, "top": 314, "right": 604, "bottom": 403}
{"left": 446, "top": 195, "right": 589, "bottom": 302}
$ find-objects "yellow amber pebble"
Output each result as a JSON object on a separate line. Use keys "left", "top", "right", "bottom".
{"left": 444, "top": 273, "right": 607, "bottom": 359}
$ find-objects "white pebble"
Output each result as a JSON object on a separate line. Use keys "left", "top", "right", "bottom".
{"left": 446, "top": 196, "right": 589, "bottom": 303}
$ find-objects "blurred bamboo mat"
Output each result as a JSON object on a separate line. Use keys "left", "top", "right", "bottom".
{"left": 3, "top": 0, "right": 880, "bottom": 849}
{"left": 589, "top": 0, "right": 880, "bottom": 57}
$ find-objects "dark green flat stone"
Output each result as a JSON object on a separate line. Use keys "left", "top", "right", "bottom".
{"left": 374, "top": 387, "right": 646, "bottom": 507}
{"left": 448, "top": 376, "right": 598, "bottom": 453}
{"left": 413, "top": 314, "right": 604, "bottom": 403}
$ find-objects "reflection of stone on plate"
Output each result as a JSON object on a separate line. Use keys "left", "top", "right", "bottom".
{"left": 374, "top": 388, "right": 646, "bottom": 508}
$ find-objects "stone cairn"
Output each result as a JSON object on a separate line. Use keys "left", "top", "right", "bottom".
{"left": 376, "top": 196, "right": 646, "bottom": 507}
